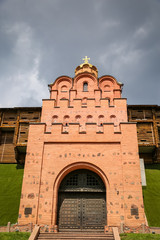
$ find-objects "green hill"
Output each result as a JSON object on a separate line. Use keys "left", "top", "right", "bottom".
{"left": 143, "top": 164, "right": 160, "bottom": 227}
{"left": 0, "top": 164, "right": 24, "bottom": 226}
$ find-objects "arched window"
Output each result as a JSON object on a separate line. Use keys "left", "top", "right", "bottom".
{"left": 52, "top": 115, "right": 58, "bottom": 123}
{"left": 110, "top": 115, "right": 116, "bottom": 123}
{"left": 61, "top": 85, "right": 67, "bottom": 92}
{"left": 63, "top": 115, "right": 70, "bottom": 126}
{"left": 87, "top": 115, "right": 93, "bottom": 123}
{"left": 83, "top": 82, "right": 88, "bottom": 92}
{"left": 82, "top": 97, "right": 87, "bottom": 105}
{"left": 61, "top": 97, "right": 67, "bottom": 100}
{"left": 75, "top": 115, "right": 81, "bottom": 123}
{"left": 98, "top": 115, "right": 104, "bottom": 125}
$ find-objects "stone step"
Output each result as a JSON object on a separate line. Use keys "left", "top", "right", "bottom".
{"left": 38, "top": 233, "right": 114, "bottom": 240}
{"left": 38, "top": 238, "right": 114, "bottom": 240}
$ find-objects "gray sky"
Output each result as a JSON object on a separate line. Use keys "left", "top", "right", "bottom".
{"left": 0, "top": 0, "right": 160, "bottom": 107}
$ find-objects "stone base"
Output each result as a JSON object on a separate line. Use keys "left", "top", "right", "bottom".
{"left": 0, "top": 223, "right": 150, "bottom": 234}
{"left": 118, "top": 224, "right": 150, "bottom": 234}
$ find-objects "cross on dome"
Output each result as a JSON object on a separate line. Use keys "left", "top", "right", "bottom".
{"left": 76, "top": 56, "right": 98, "bottom": 77}
{"left": 82, "top": 56, "right": 90, "bottom": 64}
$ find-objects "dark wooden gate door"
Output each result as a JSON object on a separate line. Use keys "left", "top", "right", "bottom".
{"left": 58, "top": 170, "right": 106, "bottom": 231}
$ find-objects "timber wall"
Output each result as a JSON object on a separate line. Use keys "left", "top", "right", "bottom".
{"left": 0, "top": 108, "right": 41, "bottom": 163}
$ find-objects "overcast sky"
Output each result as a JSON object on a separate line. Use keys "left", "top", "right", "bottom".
{"left": 0, "top": 0, "right": 160, "bottom": 107}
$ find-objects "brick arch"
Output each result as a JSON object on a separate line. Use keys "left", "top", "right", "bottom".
{"left": 51, "top": 162, "right": 110, "bottom": 225}
{"left": 56, "top": 76, "right": 72, "bottom": 87}
{"left": 74, "top": 72, "right": 97, "bottom": 84}
{"left": 99, "top": 75, "right": 118, "bottom": 85}
{"left": 61, "top": 85, "right": 68, "bottom": 92}
{"left": 99, "top": 76, "right": 122, "bottom": 93}
{"left": 73, "top": 72, "right": 98, "bottom": 92}
{"left": 49, "top": 76, "right": 72, "bottom": 91}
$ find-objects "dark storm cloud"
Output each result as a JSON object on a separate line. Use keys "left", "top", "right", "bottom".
{"left": 0, "top": 0, "right": 159, "bottom": 107}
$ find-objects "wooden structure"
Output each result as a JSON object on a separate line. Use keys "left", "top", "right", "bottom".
{"left": 128, "top": 105, "right": 160, "bottom": 163}
{"left": 0, "top": 107, "right": 41, "bottom": 163}
{"left": 0, "top": 105, "right": 160, "bottom": 164}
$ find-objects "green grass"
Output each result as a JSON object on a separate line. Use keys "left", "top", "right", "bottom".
{"left": 0, "top": 164, "right": 24, "bottom": 226}
{"left": 0, "top": 232, "right": 30, "bottom": 240}
{"left": 120, "top": 233, "right": 160, "bottom": 240}
{"left": 143, "top": 164, "right": 160, "bottom": 227}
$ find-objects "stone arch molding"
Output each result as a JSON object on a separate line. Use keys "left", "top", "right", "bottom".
{"left": 51, "top": 162, "right": 110, "bottom": 225}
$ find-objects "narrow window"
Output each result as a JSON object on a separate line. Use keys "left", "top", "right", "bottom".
{"left": 83, "top": 82, "right": 88, "bottom": 92}
{"left": 52, "top": 115, "right": 58, "bottom": 123}
{"left": 75, "top": 115, "right": 81, "bottom": 123}
{"left": 87, "top": 115, "right": 93, "bottom": 122}
{"left": 82, "top": 97, "right": 87, "bottom": 105}
{"left": 98, "top": 115, "right": 104, "bottom": 125}
{"left": 110, "top": 115, "right": 116, "bottom": 125}
{"left": 63, "top": 115, "right": 70, "bottom": 125}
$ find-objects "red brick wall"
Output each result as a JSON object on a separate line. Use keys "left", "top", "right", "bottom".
{"left": 19, "top": 63, "right": 145, "bottom": 228}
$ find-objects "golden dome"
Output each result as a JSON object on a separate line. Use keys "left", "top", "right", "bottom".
{"left": 75, "top": 56, "right": 98, "bottom": 78}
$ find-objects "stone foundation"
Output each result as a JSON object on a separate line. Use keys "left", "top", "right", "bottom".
{"left": 0, "top": 223, "right": 33, "bottom": 233}
{"left": 0, "top": 223, "right": 152, "bottom": 234}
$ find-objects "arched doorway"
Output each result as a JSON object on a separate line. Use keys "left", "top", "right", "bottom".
{"left": 57, "top": 169, "right": 106, "bottom": 231}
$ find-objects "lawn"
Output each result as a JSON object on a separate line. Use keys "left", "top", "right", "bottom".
{"left": 0, "top": 164, "right": 24, "bottom": 226}
{"left": 120, "top": 233, "right": 160, "bottom": 240}
{"left": 143, "top": 164, "right": 160, "bottom": 227}
{"left": 0, "top": 232, "right": 30, "bottom": 240}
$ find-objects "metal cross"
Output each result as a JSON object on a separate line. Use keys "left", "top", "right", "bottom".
{"left": 82, "top": 56, "right": 90, "bottom": 64}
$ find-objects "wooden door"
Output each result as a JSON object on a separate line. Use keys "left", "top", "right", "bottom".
{"left": 58, "top": 170, "right": 106, "bottom": 231}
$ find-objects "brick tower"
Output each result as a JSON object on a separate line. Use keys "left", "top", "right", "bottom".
{"left": 18, "top": 57, "right": 145, "bottom": 231}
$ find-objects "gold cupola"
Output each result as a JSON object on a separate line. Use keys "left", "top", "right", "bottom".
{"left": 75, "top": 56, "right": 98, "bottom": 77}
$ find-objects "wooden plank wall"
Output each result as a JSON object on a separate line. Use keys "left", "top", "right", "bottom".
{"left": 0, "top": 108, "right": 41, "bottom": 163}
{"left": 137, "top": 123, "right": 155, "bottom": 144}
{"left": 1, "top": 110, "right": 17, "bottom": 127}
{"left": 130, "top": 109, "right": 153, "bottom": 120}
{"left": 128, "top": 106, "right": 160, "bottom": 163}
{"left": 0, "top": 131, "right": 16, "bottom": 163}
{"left": 18, "top": 123, "right": 29, "bottom": 144}
{"left": 19, "top": 110, "right": 40, "bottom": 121}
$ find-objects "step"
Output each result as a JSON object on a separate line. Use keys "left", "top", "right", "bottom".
{"left": 38, "top": 233, "right": 114, "bottom": 240}
{"left": 38, "top": 236, "right": 114, "bottom": 240}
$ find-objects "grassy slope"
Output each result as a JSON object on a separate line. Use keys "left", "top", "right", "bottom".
{"left": 143, "top": 164, "right": 160, "bottom": 227}
{"left": 0, "top": 232, "right": 30, "bottom": 240}
{"left": 120, "top": 233, "right": 160, "bottom": 240}
{"left": 0, "top": 164, "right": 24, "bottom": 226}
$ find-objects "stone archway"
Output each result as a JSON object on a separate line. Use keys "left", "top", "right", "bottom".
{"left": 57, "top": 169, "right": 106, "bottom": 231}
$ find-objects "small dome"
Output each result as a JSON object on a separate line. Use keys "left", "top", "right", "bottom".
{"left": 75, "top": 56, "right": 98, "bottom": 77}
